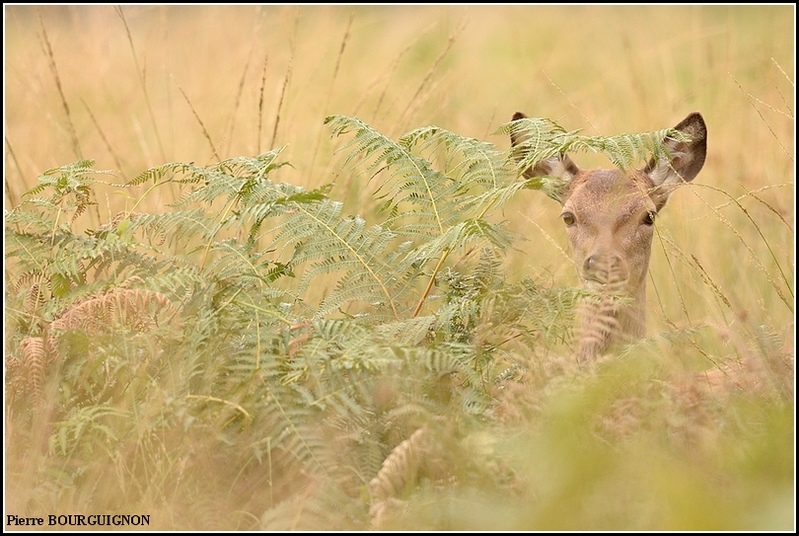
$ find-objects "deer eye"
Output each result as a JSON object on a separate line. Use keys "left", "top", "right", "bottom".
{"left": 642, "top": 211, "right": 656, "bottom": 226}
{"left": 561, "top": 212, "right": 576, "bottom": 226}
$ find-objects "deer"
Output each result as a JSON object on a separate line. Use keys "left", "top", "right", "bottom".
{"left": 510, "top": 112, "right": 707, "bottom": 363}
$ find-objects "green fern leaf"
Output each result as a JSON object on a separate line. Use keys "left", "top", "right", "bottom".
{"left": 326, "top": 115, "right": 459, "bottom": 238}
{"left": 500, "top": 115, "right": 689, "bottom": 172}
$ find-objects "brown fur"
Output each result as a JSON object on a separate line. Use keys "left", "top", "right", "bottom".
{"left": 511, "top": 112, "right": 707, "bottom": 362}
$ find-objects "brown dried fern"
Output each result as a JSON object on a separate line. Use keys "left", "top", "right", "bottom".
{"left": 368, "top": 426, "right": 436, "bottom": 529}
{"left": 49, "top": 288, "right": 178, "bottom": 337}
{"left": 14, "top": 288, "right": 180, "bottom": 406}
{"left": 16, "top": 337, "right": 49, "bottom": 407}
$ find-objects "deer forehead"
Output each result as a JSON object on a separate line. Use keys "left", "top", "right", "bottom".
{"left": 563, "top": 169, "right": 657, "bottom": 224}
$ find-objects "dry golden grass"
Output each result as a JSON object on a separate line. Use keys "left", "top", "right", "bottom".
{"left": 6, "top": 5, "right": 793, "bottom": 325}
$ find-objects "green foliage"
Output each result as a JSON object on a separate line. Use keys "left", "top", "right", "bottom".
{"left": 5, "top": 117, "right": 792, "bottom": 530}
{"left": 499, "top": 116, "right": 688, "bottom": 171}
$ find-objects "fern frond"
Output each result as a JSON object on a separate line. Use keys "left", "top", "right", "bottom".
{"left": 171, "top": 167, "right": 252, "bottom": 208}
{"left": 201, "top": 240, "right": 295, "bottom": 300}
{"left": 38, "top": 159, "right": 103, "bottom": 180}
{"left": 407, "top": 219, "right": 513, "bottom": 265}
{"left": 401, "top": 126, "right": 512, "bottom": 193}
{"left": 369, "top": 426, "right": 432, "bottom": 502}
{"left": 49, "top": 288, "right": 179, "bottom": 341}
{"left": 50, "top": 404, "right": 129, "bottom": 456}
{"left": 236, "top": 179, "right": 332, "bottom": 248}
{"left": 567, "top": 128, "right": 689, "bottom": 169}
{"left": 15, "top": 270, "right": 52, "bottom": 313}
{"left": 516, "top": 278, "right": 582, "bottom": 344}
{"left": 18, "top": 160, "right": 116, "bottom": 225}
{"left": 326, "top": 115, "right": 461, "bottom": 237}
{"left": 125, "top": 209, "right": 214, "bottom": 246}
{"left": 5, "top": 204, "right": 61, "bottom": 234}
{"left": 18, "top": 336, "right": 49, "bottom": 406}
{"left": 376, "top": 315, "right": 436, "bottom": 346}
{"left": 324, "top": 116, "right": 535, "bottom": 319}
{"left": 273, "top": 199, "right": 408, "bottom": 319}
{"left": 5, "top": 229, "right": 50, "bottom": 273}
{"left": 138, "top": 150, "right": 292, "bottom": 208}
{"left": 469, "top": 178, "right": 538, "bottom": 217}
{"left": 500, "top": 116, "right": 689, "bottom": 171}
{"left": 5, "top": 230, "right": 100, "bottom": 303}
{"left": 498, "top": 116, "right": 574, "bottom": 170}
{"left": 212, "top": 149, "right": 292, "bottom": 180}
{"left": 126, "top": 161, "right": 198, "bottom": 186}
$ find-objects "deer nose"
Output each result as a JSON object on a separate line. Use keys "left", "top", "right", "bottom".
{"left": 584, "top": 254, "right": 623, "bottom": 279}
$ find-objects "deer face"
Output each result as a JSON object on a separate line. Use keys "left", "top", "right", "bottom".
{"left": 510, "top": 112, "right": 707, "bottom": 359}
{"left": 559, "top": 168, "right": 659, "bottom": 295}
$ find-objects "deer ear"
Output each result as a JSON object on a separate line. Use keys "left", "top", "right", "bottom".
{"left": 645, "top": 112, "right": 707, "bottom": 210}
{"left": 510, "top": 111, "right": 580, "bottom": 203}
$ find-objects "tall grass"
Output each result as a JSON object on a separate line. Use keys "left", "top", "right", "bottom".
{"left": 4, "top": 5, "right": 794, "bottom": 531}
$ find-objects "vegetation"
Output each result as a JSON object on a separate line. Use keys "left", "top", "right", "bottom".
{"left": 4, "top": 5, "right": 794, "bottom": 531}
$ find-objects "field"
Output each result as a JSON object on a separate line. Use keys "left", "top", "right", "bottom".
{"left": 4, "top": 5, "right": 795, "bottom": 531}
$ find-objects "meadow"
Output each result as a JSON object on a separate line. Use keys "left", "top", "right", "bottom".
{"left": 4, "top": 5, "right": 794, "bottom": 530}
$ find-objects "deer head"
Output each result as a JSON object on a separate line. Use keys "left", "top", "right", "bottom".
{"left": 510, "top": 112, "right": 707, "bottom": 362}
